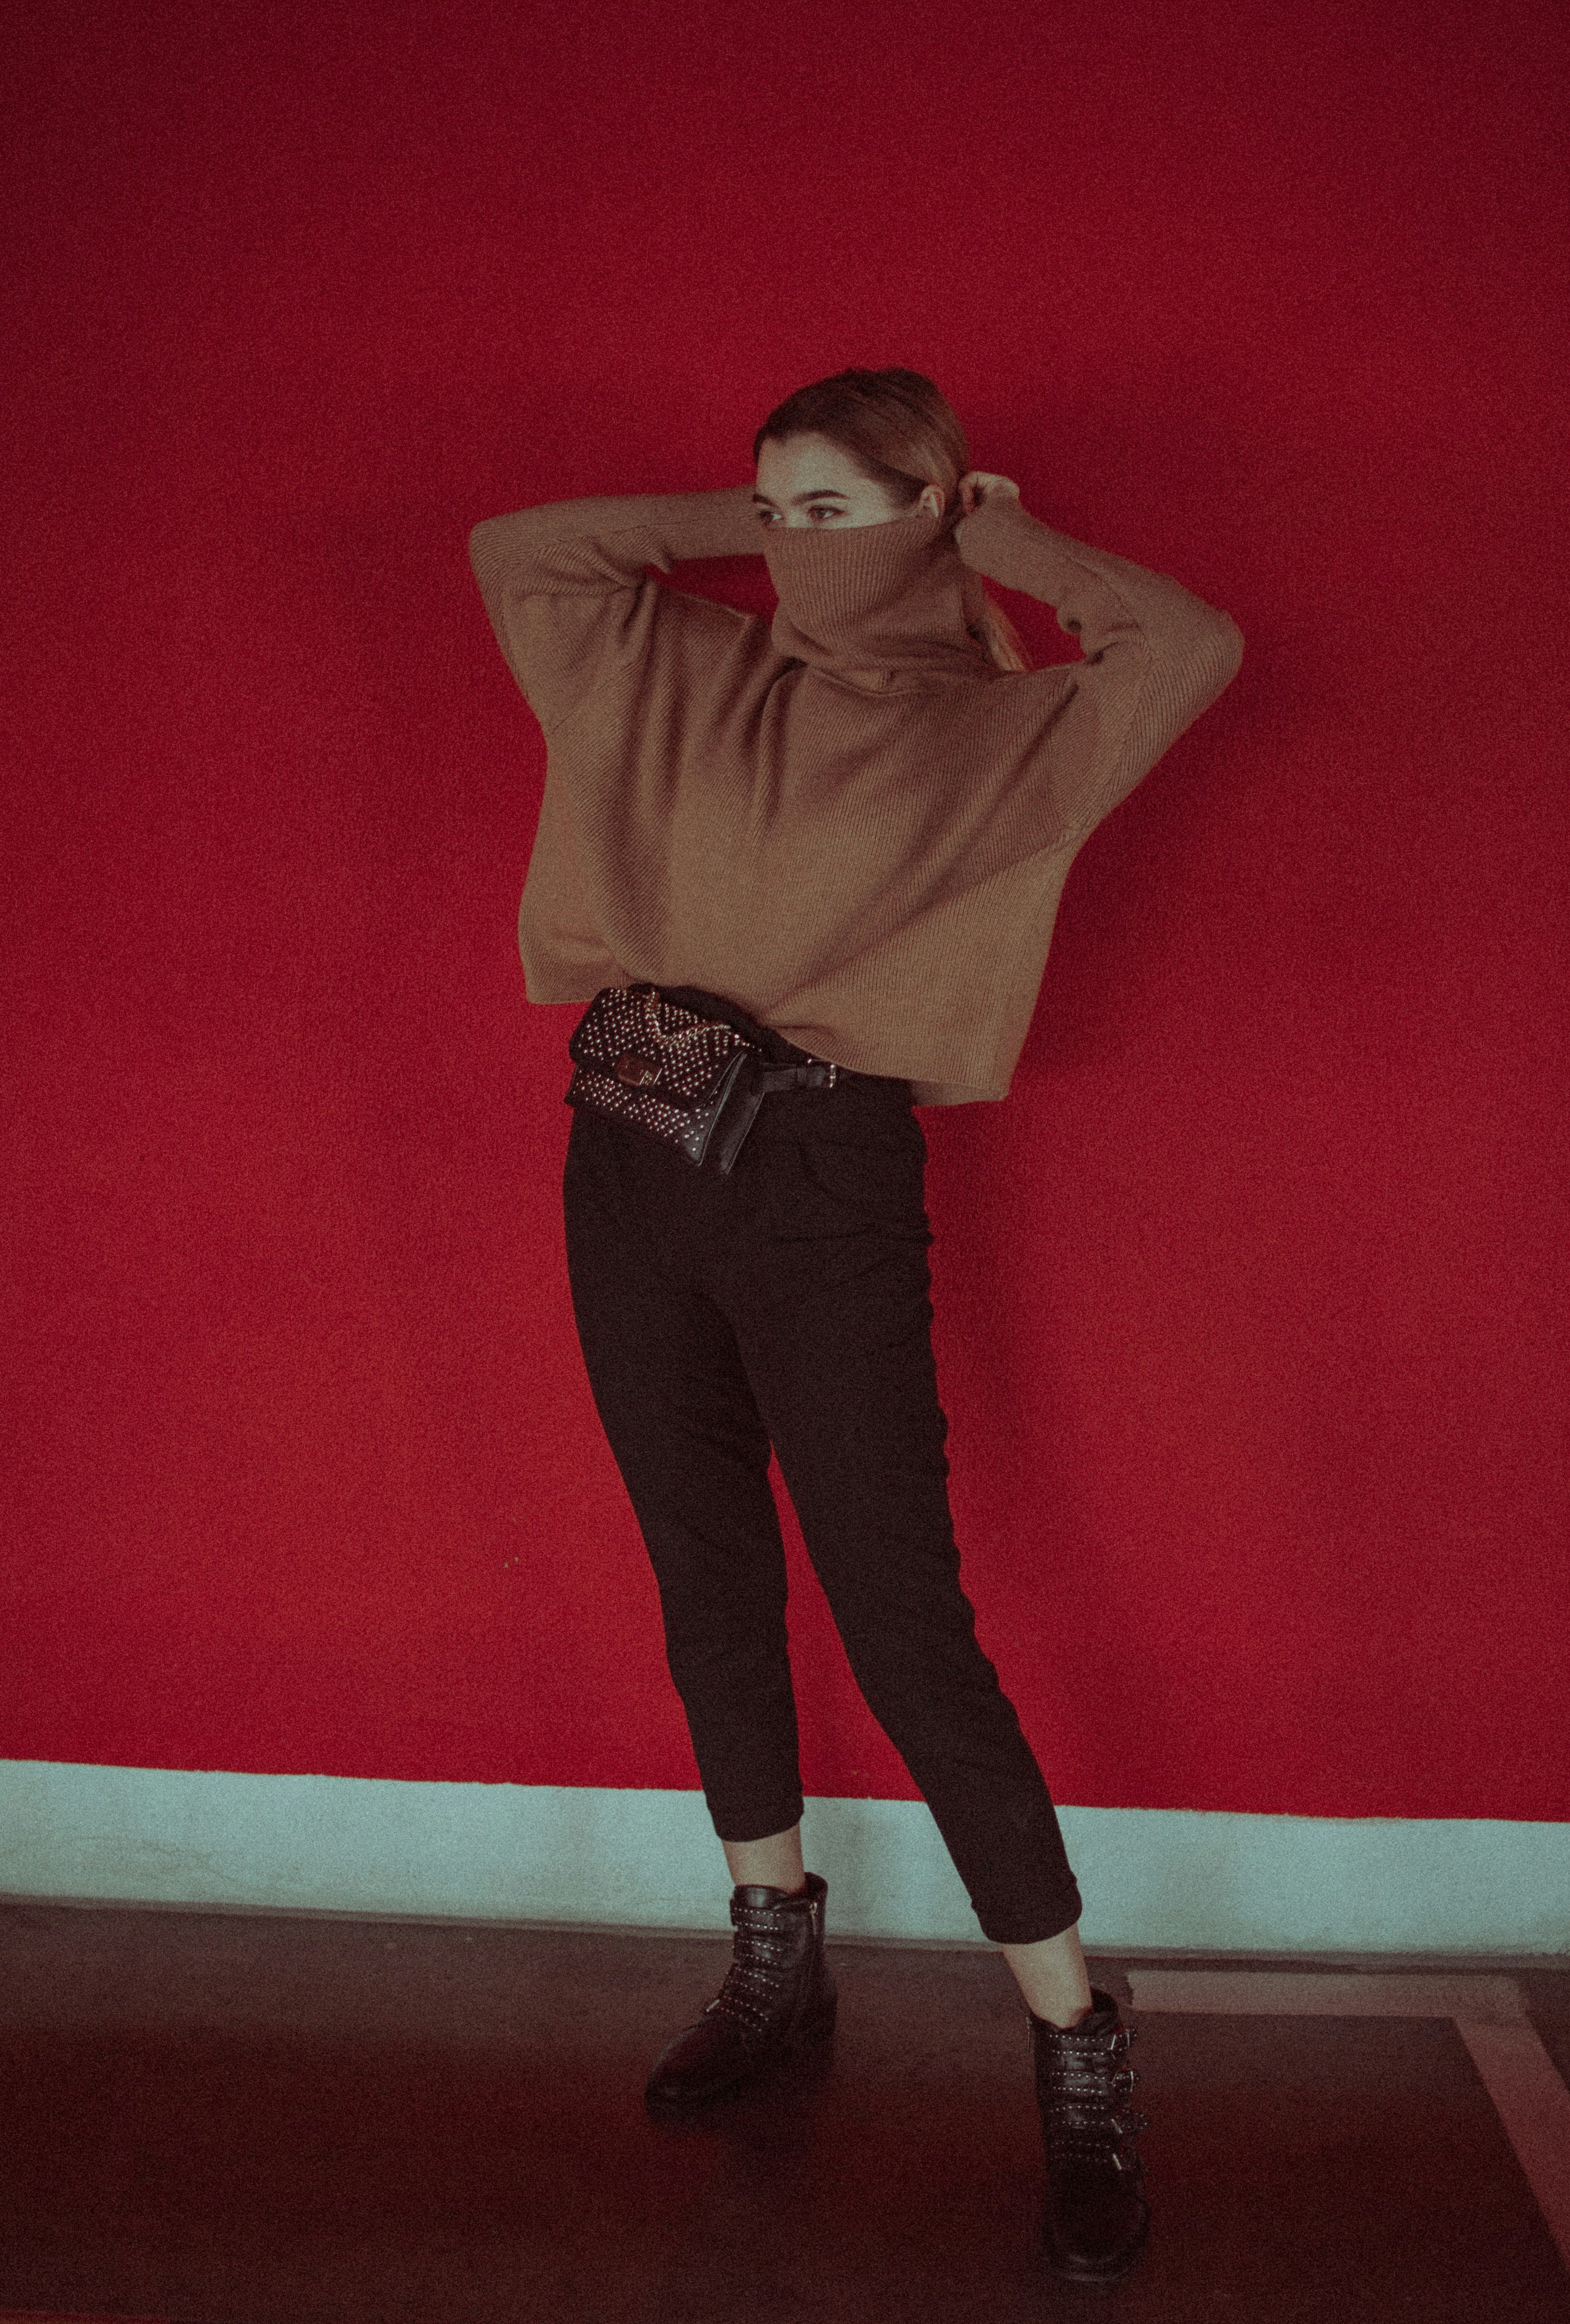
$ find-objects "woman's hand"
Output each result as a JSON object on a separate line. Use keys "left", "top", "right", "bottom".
{"left": 957, "top": 470, "right": 1022, "bottom": 518}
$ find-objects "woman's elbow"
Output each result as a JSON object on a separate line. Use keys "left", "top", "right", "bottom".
{"left": 1203, "top": 610, "right": 1244, "bottom": 691}
{"left": 469, "top": 513, "right": 512, "bottom": 572}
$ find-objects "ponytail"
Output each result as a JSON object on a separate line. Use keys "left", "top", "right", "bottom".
{"left": 970, "top": 589, "right": 1032, "bottom": 676}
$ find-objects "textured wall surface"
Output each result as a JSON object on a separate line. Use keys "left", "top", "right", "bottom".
{"left": 4, "top": 0, "right": 1565, "bottom": 1818}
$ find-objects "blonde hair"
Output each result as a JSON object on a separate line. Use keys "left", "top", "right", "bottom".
{"left": 752, "top": 367, "right": 1032, "bottom": 675}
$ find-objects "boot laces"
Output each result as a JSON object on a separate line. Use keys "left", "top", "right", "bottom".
{"left": 703, "top": 1917, "right": 801, "bottom": 2041}
{"left": 1037, "top": 2018, "right": 1150, "bottom": 2166}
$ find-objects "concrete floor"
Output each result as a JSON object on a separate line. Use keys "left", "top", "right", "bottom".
{"left": 0, "top": 1901, "right": 1566, "bottom": 2322}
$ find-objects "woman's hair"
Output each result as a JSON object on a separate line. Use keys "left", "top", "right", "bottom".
{"left": 752, "top": 367, "right": 1032, "bottom": 675}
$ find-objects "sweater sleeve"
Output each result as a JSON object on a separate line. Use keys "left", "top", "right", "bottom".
{"left": 468, "top": 486, "right": 763, "bottom": 737}
{"left": 955, "top": 494, "right": 1244, "bottom": 838}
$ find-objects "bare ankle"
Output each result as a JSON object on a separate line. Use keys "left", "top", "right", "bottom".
{"left": 1035, "top": 1999, "right": 1094, "bottom": 2030}
{"left": 1000, "top": 1922, "right": 1095, "bottom": 2027}
{"left": 722, "top": 1825, "right": 806, "bottom": 1895}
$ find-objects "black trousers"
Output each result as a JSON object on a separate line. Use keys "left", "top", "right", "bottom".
{"left": 561, "top": 1015, "right": 1083, "bottom": 1947}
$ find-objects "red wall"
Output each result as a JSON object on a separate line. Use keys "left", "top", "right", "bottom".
{"left": 4, "top": 0, "right": 1566, "bottom": 1820}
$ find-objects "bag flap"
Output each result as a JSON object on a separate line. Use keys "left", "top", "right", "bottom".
{"left": 568, "top": 986, "right": 757, "bottom": 1101}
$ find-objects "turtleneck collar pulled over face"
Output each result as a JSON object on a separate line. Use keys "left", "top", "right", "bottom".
{"left": 760, "top": 506, "right": 995, "bottom": 692}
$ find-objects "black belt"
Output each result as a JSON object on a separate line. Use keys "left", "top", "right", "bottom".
{"left": 752, "top": 1058, "right": 840, "bottom": 1094}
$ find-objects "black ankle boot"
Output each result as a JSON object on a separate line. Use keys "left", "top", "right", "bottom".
{"left": 1030, "top": 1988, "right": 1150, "bottom": 2282}
{"left": 644, "top": 1874, "right": 837, "bottom": 2113}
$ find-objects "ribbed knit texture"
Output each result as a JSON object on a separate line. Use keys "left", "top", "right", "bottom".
{"left": 468, "top": 485, "right": 1243, "bottom": 1104}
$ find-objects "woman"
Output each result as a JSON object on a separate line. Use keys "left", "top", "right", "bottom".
{"left": 468, "top": 367, "right": 1242, "bottom": 2284}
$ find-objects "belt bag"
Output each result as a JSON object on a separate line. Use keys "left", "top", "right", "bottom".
{"left": 565, "top": 983, "right": 839, "bottom": 1175}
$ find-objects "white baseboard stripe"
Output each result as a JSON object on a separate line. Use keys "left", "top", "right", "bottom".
{"left": 1126, "top": 1969, "right": 1532, "bottom": 2019}
{"left": 0, "top": 1761, "right": 1566, "bottom": 1956}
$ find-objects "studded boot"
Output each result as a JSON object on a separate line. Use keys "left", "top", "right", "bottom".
{"left": 1030, "top": 1988, "right": 1151, "bottom": 2282}
{"left": 644, "top": 1874, "right": 837, "bottom": 2113}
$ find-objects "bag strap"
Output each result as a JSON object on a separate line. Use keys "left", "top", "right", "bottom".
{"left": 709, "top": 1057, "right": 840, "bottom": 1174}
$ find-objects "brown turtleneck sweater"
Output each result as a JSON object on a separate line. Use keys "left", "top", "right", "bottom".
{"left": 468, "top": 484, "right": 1242, "bottom": 1104}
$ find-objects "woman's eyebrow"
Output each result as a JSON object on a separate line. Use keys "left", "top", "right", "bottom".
{"left": 751, "top": 488, "right": 850, "bottom": 506}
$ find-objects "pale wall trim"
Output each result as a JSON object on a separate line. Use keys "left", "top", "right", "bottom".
{"left": 1, "top": 1762, "right": 1566, "bottom": 1955}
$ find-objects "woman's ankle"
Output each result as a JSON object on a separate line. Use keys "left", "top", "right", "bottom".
{"left": 1000, "top": 1922, "right": 1095, "bottom": 2026}
{"left": 1031, "top": 1998, "right": 1096, "bottom": 2030}
{"left": 722, "top": 1824, "right": 806, "bottom": 1894}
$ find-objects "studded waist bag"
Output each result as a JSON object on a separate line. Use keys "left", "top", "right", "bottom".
{"left": 565, "top": 983, "right": 841, "bottom": 1175}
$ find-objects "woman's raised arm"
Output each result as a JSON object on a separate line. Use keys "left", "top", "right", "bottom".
{"left": 468, "top": 485, "right": 762, "bottom": 736}
{"left": 955, "top": 482, "right": 1243, "bottom": 838}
